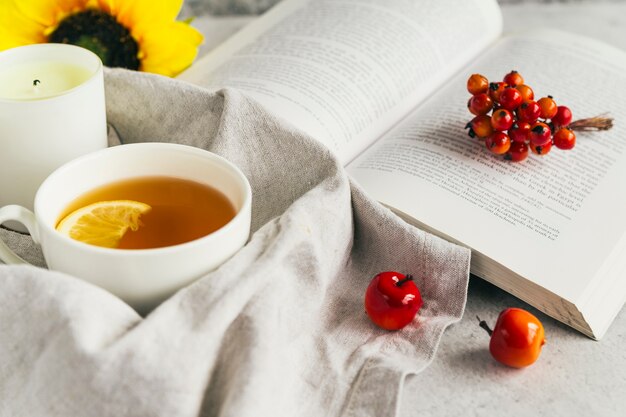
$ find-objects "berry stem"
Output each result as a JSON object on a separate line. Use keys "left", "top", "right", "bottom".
{"left": 476, "top": 315, "right": 493, "bottom": 336}
{"left": 569, "top": 114, "right": 613, "bottom": 131}
{"left": 395, "top": 274, "right": 413, "bottom": 287}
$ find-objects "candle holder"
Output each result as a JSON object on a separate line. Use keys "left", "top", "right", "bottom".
{"left": 0, "top": 43, "right": 107, "bottom": 232}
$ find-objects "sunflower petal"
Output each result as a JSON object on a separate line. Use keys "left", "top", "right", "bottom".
{"left": 138, "top": 21, "right": 203, "bottom": 77}
{"left": 0, "top": 1, "right": 46, "bottom": 50}
{"left": 98, "top": 0, "right": 183, "bottom": 36}
{"left": 0, "top": 0, "right": 89, "bottom": 51}
{"left": 15, "top": 0, "right": 87, "bottom": 28}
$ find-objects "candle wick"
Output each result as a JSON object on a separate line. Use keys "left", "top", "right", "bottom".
{"left": 33, "top": 79, "right": 41, "bottom": 86}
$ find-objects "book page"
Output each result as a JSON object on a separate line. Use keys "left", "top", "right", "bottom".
{"left": 179, "top": 0, "right": 502, "bottom": 163}
{"left": 347, "top": 30, "right": 626, "bottom": 304}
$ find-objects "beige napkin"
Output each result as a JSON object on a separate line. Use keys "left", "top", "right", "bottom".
{"left": 0, "top": 69, "right": 470, "bottom": 417}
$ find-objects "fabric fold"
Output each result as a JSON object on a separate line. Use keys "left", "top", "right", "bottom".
{"left": 0, "top": 68, "right": 470, "bottom": 417}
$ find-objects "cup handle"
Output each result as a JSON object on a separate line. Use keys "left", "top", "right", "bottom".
{"left": 0, "top": 205, "right": 40, "bottom": 265}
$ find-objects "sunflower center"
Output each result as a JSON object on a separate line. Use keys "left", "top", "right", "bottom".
{"left": 48, "top": 9, "right": 140, "bottom": 70}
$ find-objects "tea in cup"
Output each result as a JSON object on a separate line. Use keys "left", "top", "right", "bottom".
{"left": 0, "top": 143, "right": 252, "bottom": 312}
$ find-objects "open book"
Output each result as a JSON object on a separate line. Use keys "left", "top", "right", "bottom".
{"left": 179, "top": 0, "right": 626, "bottom": 340}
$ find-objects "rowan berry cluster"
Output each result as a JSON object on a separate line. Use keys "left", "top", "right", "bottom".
{"left": 465, "top": 71, "right": 574, "bottom": 162}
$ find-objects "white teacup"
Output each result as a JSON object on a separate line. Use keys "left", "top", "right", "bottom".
{"left": 0, "top": 143, "right": 252, "bottom": 313}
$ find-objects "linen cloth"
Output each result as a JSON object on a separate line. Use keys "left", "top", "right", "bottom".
{"left": 0, "top": 69, "right": 470, "bottom": 417}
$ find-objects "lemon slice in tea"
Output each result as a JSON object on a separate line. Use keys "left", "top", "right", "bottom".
{"left": 56, "top": 200, "right": 152, "bottom": 248}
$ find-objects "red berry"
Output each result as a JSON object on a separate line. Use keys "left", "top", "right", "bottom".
{"left": 482, "top": 308, "right": 546, "bottom": 368}
{"left": 505, "top": 141, "right": 529, "bottom": 162}
{"left": 515, "top": 84, "right": 534, "bottom": 102}
{"left": 364, "top": 271, "right": 423, "bottom": 330}
{"left": 468, "top": 93, "right": 493, "bottom": 116}
{"left": 489, "top": 82, "right": 507, "bottom": 104}
{"left": 499, "top": 88, "right": 522, "bottom": 111}
{"left": 529, "top": 122, "right": 552, "bottom": 146}
{"left": 467, "top": 115, "right": 494, "bottom": 138}
{"left": 486, "top": 132, "right": 511, "bottom": 155}
{"left": 503, "top": 70, "right": 524, "bottom": 87}
{"left": 530, "top": 140, "right": 552, "bottom": 156}
{"left": 537, "top": 96, "right": 558, "bottom": 119}
{"left": 508, "top": 122, "right": 531, "bottom": 143}
{"left": 552, "top": 105, "right": 573, "bottom": 128}
{"left": 553, "top": 128, "right": 576, "bottom": 150}
{"left": 517, "top": 101, "right": 541, "bottom": 124}
{"left": 491, "top": 109, "right": 514, "bottom": 131}
{"left": 467, "top": 74, "right": 489, "bottom": 95}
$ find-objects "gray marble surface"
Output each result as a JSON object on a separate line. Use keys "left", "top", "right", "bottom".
{"left": 183, "top": 2, "right": 626, "bottom": 416}
{"left": 184, "top": 0, "right": 278, "bottom": 14}
{"left": 183, "top": 0, "right": 626, "bottom": 15}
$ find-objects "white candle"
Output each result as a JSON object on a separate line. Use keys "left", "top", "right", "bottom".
{"left": 0, "top": 44, "right": 108, "bottom": 231}
{"left": 0, "top": 61, "right": 93, "bottom": 100}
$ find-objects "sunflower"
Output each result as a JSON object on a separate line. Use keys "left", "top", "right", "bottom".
{"left": 0, "top": 0, "right": 203, "bottom": 77}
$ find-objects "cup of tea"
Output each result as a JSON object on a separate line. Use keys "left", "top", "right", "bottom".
{"left": 0, "top": 143, "right": 252, "bottom": 313}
